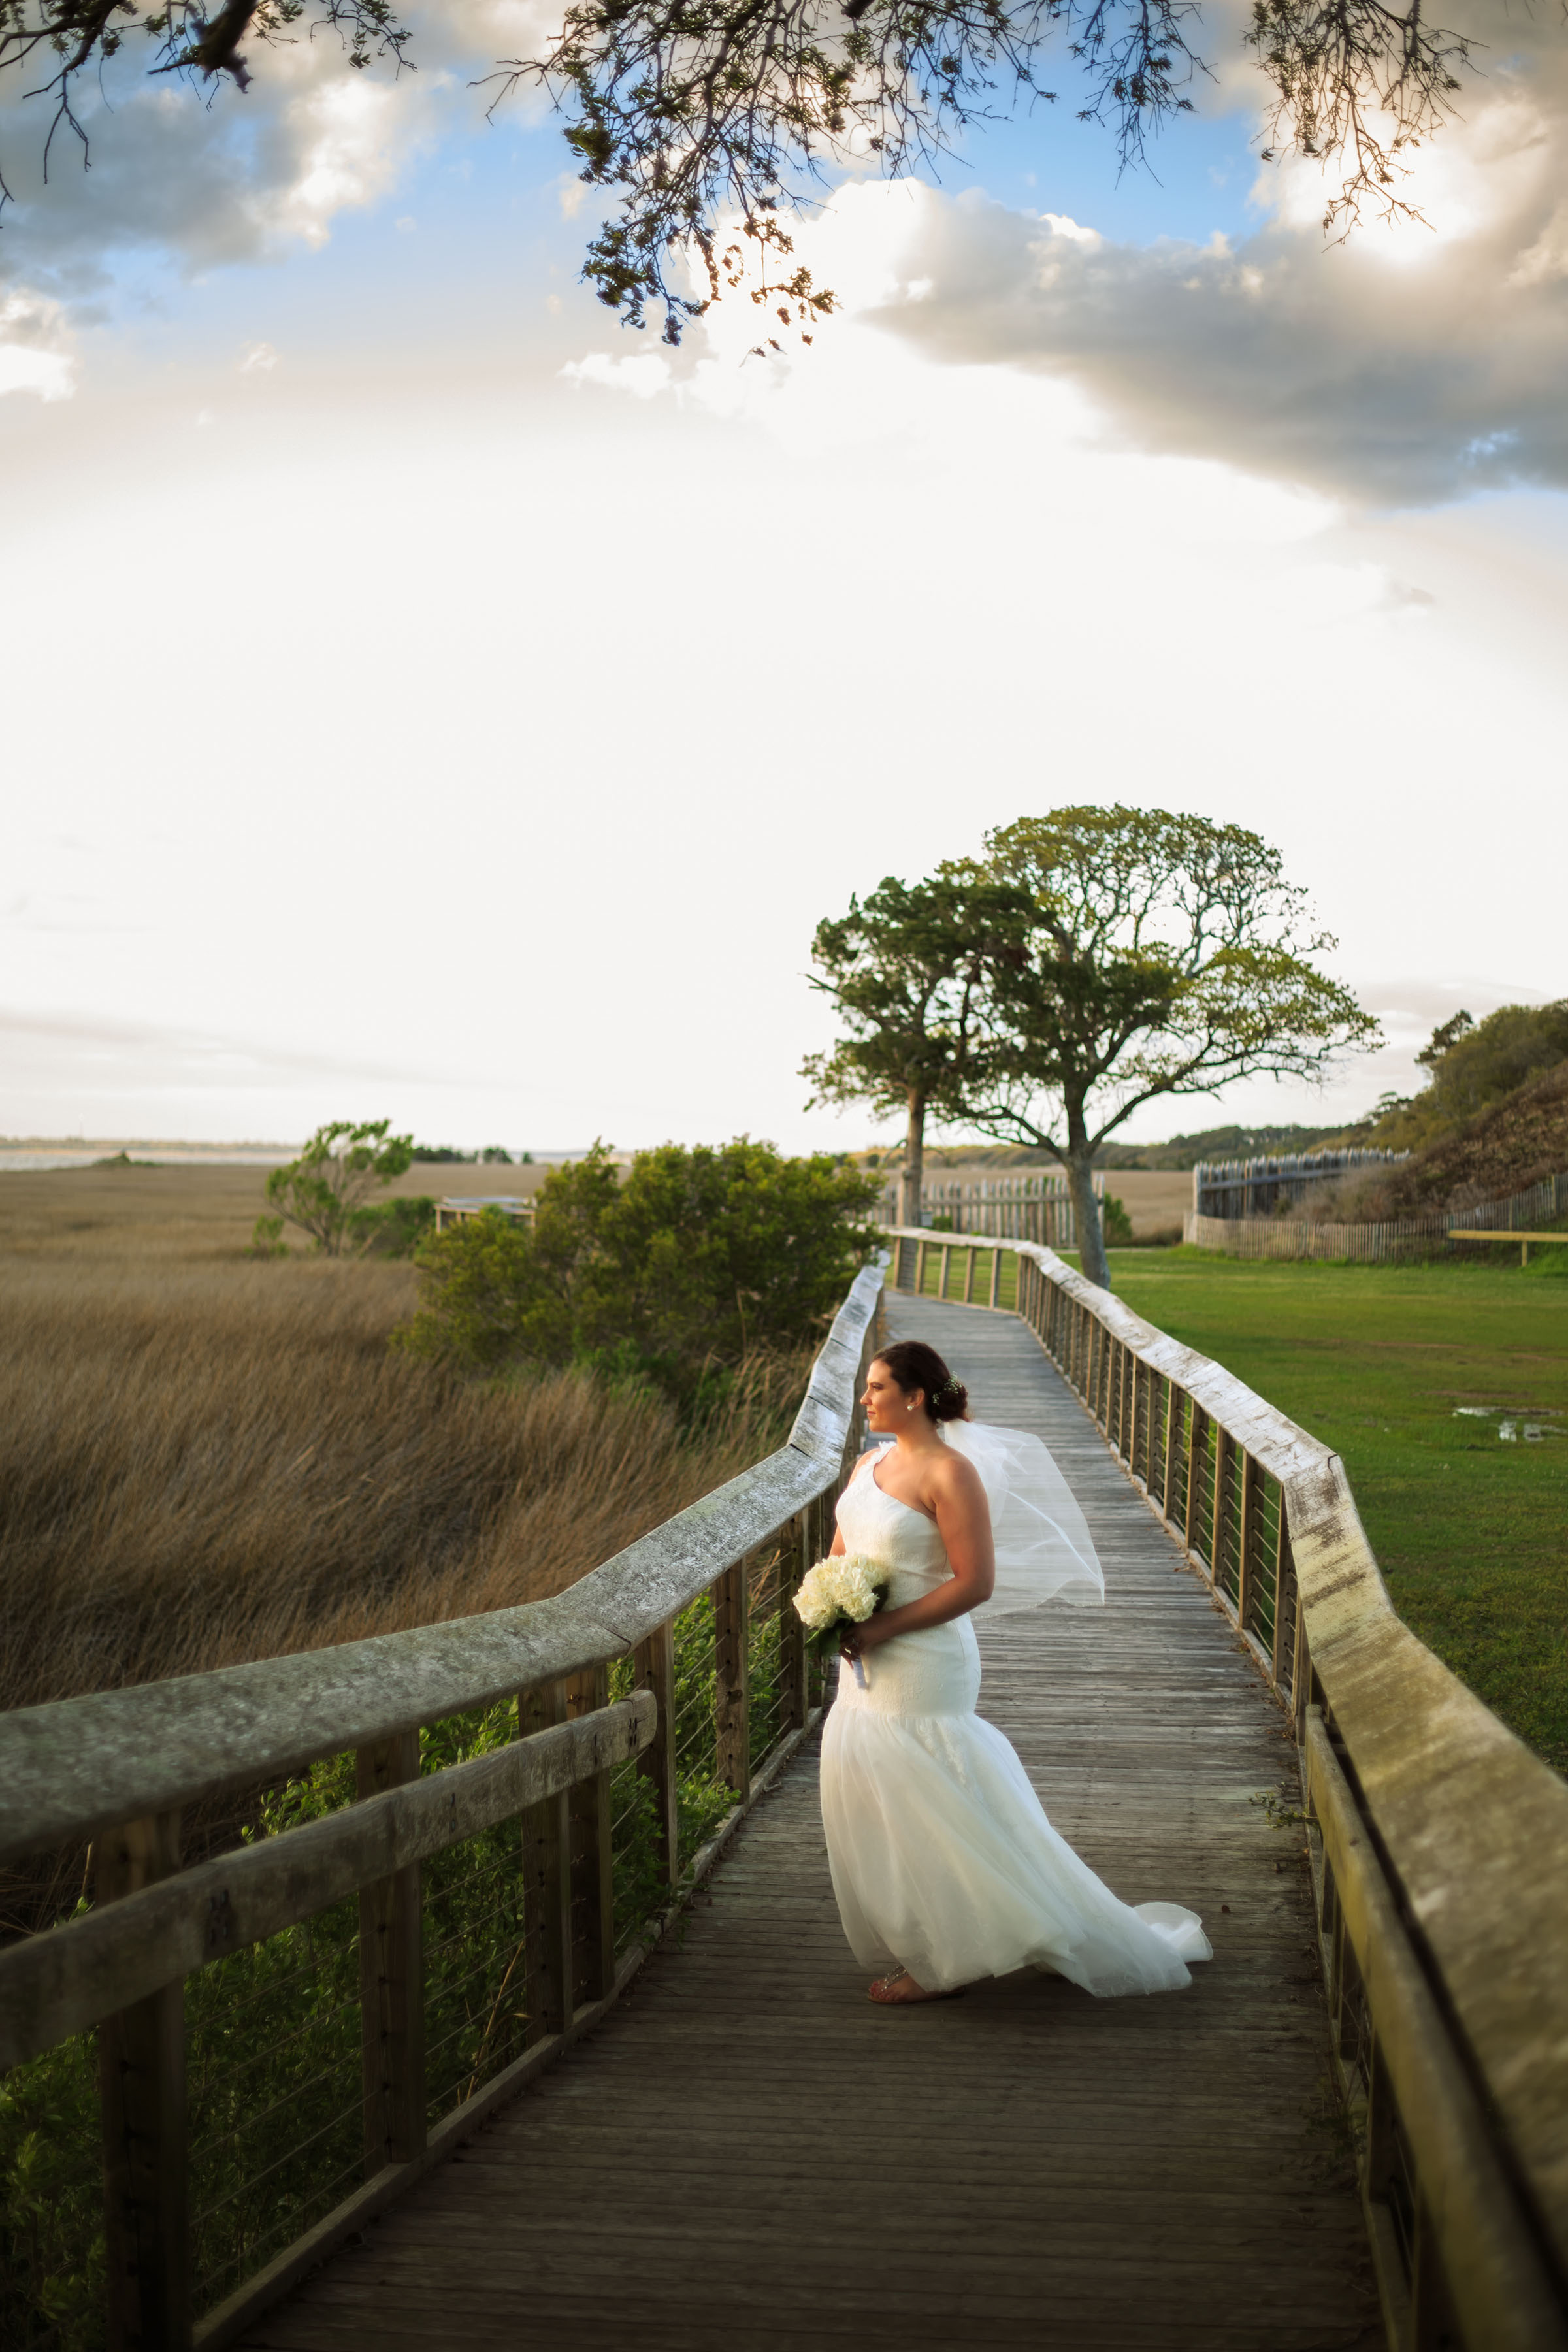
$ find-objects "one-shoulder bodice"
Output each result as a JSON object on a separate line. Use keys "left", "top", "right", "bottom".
{"left": 835, "top": 1455, "right": 950, "bottom": 1608}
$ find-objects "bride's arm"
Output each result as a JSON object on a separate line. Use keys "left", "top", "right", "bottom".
{"left": 845, "top": 1454, "right": 995, "bottom": 1656}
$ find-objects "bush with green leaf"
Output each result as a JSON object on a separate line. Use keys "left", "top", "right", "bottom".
{"left": 395, "top": 1139, "right": 878, "bottom": 1392}
{"left": 1102, "top": 1194, "right": 1134, "bottom": 1247}
{"left": 262, "top": 1122, "right": 417, "bottom": 1258}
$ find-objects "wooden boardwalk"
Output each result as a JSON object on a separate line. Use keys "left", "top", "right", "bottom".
{"left": 246, "top": 1301, "right": 1377, "bottom": 2351}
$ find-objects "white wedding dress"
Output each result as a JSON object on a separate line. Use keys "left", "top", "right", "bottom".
{"left": 820, "top": 1443, "right": 1213, "bottom": 1997}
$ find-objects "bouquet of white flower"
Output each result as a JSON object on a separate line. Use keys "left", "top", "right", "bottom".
{"left": 792, "top": 1552, "right": 890, "bottom": 1689}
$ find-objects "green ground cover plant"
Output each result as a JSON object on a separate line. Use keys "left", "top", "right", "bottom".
{"left": 1092, "top": 1249, "right": 1568, "bottom": 1772}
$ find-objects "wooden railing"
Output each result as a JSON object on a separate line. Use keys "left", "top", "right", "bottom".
{"left": 0, "top": 1264, "right": 883, "bottom": 2352}
{"left": 885, "top": 1228, "right": 1568, "bottom": 2352}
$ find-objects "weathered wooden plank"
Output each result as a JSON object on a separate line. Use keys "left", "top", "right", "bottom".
{"left": 357, "top": 1731, "right": 425, "bottom": 2171}
{"left": 713, "top": 1558, "right": 750, "bottom": 1800}
{"left": 567, "top": 1665, "right": 615, "bottom": 2006}
{"left": 632, "top": 1625, "right": 679, "bottom": 1885}
{"left": 519, "top": 1679, "right": 572, "bottom": 2043}
{"left": 98, "top": 1810, "right": 191, "bottom": 2352}
{"left": 0, "top": 1697, "right": 655, "bottom": 2068}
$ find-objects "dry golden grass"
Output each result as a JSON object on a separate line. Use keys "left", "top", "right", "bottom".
{"left": 0, "top": 1163, "right": 808, "bottom": 1715}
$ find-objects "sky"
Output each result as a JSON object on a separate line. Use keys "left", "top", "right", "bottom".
{"left": 1, "top": 0, "right": 1565, "bottom": 1156}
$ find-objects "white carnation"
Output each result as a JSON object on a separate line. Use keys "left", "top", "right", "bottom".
{"left": 794, "top": 1552, "right": 887, "bottom": 1636}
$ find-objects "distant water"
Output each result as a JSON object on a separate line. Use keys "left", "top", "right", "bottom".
{"left": 0, "top": 1147, "right": 297, "bottom": 1173}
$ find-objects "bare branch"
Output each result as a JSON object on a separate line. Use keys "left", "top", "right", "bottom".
{"left": 1246, "top": 0, "right": 1473, "bottom": 236}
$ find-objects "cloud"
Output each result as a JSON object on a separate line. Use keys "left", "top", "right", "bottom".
{"left": 0, "top": 0, "right": 557, "bottom": 295}
{"left": 562, "top": 350, "right": 674, "bottom": 398}
{"left": 836, "top": 36, "right": 1568, "bottom": 507}
{"left": 0, "top": 289, "right": 75, "bottom": 400}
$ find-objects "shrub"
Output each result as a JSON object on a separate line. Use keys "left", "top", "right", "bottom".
{"left": 1102, "top": 1194, "right": 1134, "bottom": 1247}
{"left": 396, "top": 1139, "right": 879, "bottom": 1390}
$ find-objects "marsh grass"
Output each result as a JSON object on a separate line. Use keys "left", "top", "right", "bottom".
{"left": 0, "top": 1167, "right": 811, "bottom": 1933}
{"left": 1, "top": 1166, "right": 819, "bottom": 2345}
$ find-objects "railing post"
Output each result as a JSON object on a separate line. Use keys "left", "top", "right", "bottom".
{"left": 779, "top": 1515, "right": 809, "bottom": 1732}
{"left": 1272, "top": 1488, "right": 1294, "bottom": 1689}
{"left": 914, "top": 1237, "right": 928, "bottom": 1294}
{"left": 357, "top": 1729, "right": 426, "bottom": 2174}
{"left": 938, "top": 1242, "right": 951, "bottom": 1299}
{"left": 1235, "top": 1450, "right": 1260, "bottom": 1635}
{"left": 634, "top": 1622, "right": 679, "bottom": 1887}
{"left": 963, "top": 1245, "right": 976, "bottom": 1304}
{"left": 98, "top": 1810, "right": 190, "bottom": 2352}
{"left": 521, "top": 1678, "right": 574, "bottom": 2043}
{"left": 567, "top": 1663, "right": 616, "bottom": 2003}
{"left": 1162, "top": 1382, "right": 1179, "bottom": 1521}
{"left": 1186, "top": 1406, "right": 1209, "bottom": 1568}
{"left": 989, "top": 1246, "right": 1002, "bottom": 1309}
{"left": 714, "top": 1556, "right": 750, "bottom": 1801}
{"left": 1212, "top": 1426, "right": 1234, "bottom": 1595}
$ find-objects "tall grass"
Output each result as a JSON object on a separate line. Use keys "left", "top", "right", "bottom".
{"left": 0, "top": 1170, "right": 811, "bottom": 1940}
{"left": 2, "top": 1169, "right": 821, "bottom": 2347}
{"left": 0, "top": 1257, "right": 802, "bottom": 1716}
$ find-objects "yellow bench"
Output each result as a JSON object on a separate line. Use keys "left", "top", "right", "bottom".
{"left": 1447, "top": 1228, "right": 1567, "bottom": 1267}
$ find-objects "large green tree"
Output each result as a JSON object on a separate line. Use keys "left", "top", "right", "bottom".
{"left": 2, "top": 0, "right": 1477, "bottom": 338}
{"left": 800, "top": 872, "right": 1021, "bottom": 1228}
{"left": 965, "top": 806, "right": 1380, "bottom": 1289}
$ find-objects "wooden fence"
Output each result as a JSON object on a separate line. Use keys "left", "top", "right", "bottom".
{"left": 885, "top": 1227, "right": 1568, "bottom": 2352}
{"left": 1192, "top": 1147, "right": 1409, "bottom": 1218}
{"left": 875, "top": 1171, "right": 1092, "bottom": 1249}
{"left": 0, "top": 1267, "right": 883, "bottom": 2352}
{"left": 1185, "top": 1169, "right": 1568, "bottom": 1263}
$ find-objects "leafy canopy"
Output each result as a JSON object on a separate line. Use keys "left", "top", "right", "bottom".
{"left": 800, "top": 870, "right": 1022, "bottom": 1127}
{"left": 969, "top": 804, "right": 1381, "bottom": 1154}
{"left": 262, "top": 1119, "right": 423, "bottom": 1258}
{"left": 395, "top": 1137, "right": 879, "bottom": 1388}
{"left": 1, "top": 0, "right": 1475, "bottom": 340}
{"left": 1373, "top": 1000, "right": 1568, "bottom": 1152}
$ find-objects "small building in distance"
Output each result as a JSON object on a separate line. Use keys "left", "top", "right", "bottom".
{"left": 433, "top": 1196, "right": 537, "bottom": 1235}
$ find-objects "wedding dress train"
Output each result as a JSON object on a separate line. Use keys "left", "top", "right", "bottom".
{"left": 819, "top": 1444, "right": 1212, "bottom": 1997}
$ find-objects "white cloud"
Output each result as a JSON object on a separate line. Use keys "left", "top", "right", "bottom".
{"left": 0, "top": 0, "right": 559, "bottom": 296}
{"left": 562, "top": 350, "right": 674, "bottom": 398}
{"left": 238, "top": 341, "right": 280, "bottom": 374}
{"left": 811, "top": 39, "right": 1568, "bottom": 506}
{"left": 0, "top": 291, "right": 74, "bottom": 401}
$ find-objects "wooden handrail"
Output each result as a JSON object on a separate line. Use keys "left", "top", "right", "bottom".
{"left": 883, "top": 1225, "right": 1568, "bottom": 2349}
{"left": 0, "top": 1696, "right": 655, "bottom": 2070}
{"left": 0, "top": 1256, "right": 885, "bottom": 2352}
{"left": 0, "top": 1262, "right": 883, "bottom": 1867}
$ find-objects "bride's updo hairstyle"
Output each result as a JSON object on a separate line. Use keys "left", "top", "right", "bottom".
{"left": 876, "top": 1340, "right": 970, "bottom": 1424}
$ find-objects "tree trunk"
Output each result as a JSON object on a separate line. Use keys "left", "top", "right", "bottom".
{"left": 1067, "top": 1141, "right": 1111, "bottom": 1291}
{"left": 896, "top": 1090, "right": 926, "bottom": 1229}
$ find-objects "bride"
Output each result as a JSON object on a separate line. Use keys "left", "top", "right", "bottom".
{"left": 821, "top": 1337, "right": 1213, "bottom": 2006}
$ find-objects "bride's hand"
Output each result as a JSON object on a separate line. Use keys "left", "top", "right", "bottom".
{"left": 843, "top": 1616, "right": 894, "bottom": 1661}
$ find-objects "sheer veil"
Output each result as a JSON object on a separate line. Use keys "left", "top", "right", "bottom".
{"left": 939, "top": 1420, "right": 1104, "bottom": 1612}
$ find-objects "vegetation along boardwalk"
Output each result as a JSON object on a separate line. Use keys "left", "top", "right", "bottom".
{"left": 244, "top": 1297, "right": 1377, "bottom": 2351}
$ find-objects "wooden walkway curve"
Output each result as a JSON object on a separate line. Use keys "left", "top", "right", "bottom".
{"left": 243, "top": 1299, "right": 1378, "bottom": 2351}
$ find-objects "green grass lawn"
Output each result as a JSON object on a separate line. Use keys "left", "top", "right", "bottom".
{"left": 1081, "top": 1248, "right": 1568, "bottom": 1774}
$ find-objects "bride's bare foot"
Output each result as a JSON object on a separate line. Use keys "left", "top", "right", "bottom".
{"left": 868, "top": 1968, "right": 959, "bottom": 2005}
